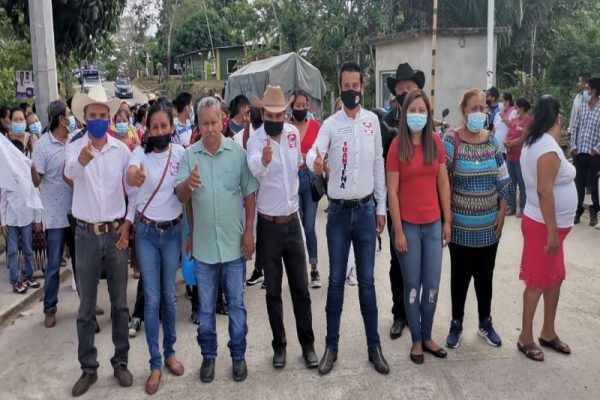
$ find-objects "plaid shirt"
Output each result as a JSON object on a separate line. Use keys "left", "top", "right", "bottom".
{"left": 571, "top": 101, "right": 600, "bottom": 154}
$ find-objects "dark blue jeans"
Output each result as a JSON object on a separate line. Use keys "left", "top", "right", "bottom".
{"left": 135, "top": 221, "right": 182, "bottom": 371}
{"left": 298, "top": 169, "right": 318, "bottom": 265}
{"left": 394, "top": 220, "right": 443, "bottom": 343}
{"left": 195, "top": 257, "right": 247, "bottom": 361}
{"left": 6, "top": 224, "right": 34, "bottom": 285}
{"left": 325, "top": 200, "right": 380, "bottom": 348}
{"left": 44, "top": 228, "right": 68, "bottom": 313}
{"left": 507, "top": 159, "right": 526, "bottom": 212}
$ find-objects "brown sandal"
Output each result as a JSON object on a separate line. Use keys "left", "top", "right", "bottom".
{"left": 517, "top": 342, "right": 545, "bottom": 361}
{"left": 539, "top": 336, "right": 571, "bottom": 355}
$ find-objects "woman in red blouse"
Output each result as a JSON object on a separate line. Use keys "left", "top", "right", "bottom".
{"left": 386, "top": 90, "right": 452, "bottom": 364}
{"left": 290, "top": 90, "right": 322, "bottom": 288}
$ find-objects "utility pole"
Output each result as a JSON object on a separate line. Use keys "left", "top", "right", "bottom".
{"left": 430, "top": 0, "right": 439, "bottom": 114}
{"left": 486, "top": 0, "right": 495, "bottom": 89}
{"left": 28, "top": 0, "right": 59, "bottom": 127}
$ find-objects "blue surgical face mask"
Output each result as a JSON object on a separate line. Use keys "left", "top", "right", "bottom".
{"left": 583, "top": 90, "right": 591, "bottom": 103}
{"left": 29, "top": 121, "right": 42, "bottom": 136}
{"left": 68, "top": 115, "right": 76, "bottom": 133}
{"left": 466, "top": 112, "right": 487, "bottom": 133}
{"left": 11, "top": 122, "right": 26, "bottom": 135}
{"left": 406, "top": 113, "right": 428, "bottom": 133}
{"left": 115, "top": 122, "right": 129, "bottom": 137}
{"left": 86, "top": 119, "right": 109, "bottom": 139}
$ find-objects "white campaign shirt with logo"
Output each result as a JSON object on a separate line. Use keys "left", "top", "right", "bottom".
{"left": 247, "top": 123, "right": 302, "bottom": 216}
{"left": 129, "top": 144, "right": 185, "bottom": 221}
{"left": 64, "top": 135, "right": 133, "bottom": 224}
{"left": 306, "top": 107, "right": 386, "bottom": 215}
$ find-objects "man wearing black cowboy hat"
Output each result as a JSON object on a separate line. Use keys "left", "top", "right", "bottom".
{"left": 380, "top": 62, "right": 426, "bottom": 340}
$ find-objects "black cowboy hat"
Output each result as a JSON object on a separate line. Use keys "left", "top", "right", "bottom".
{"left": 386, "top": 63, "right": 425, "bottom": 94}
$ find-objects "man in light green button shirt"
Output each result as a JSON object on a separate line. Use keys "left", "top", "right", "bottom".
{"left": 176, "top": 97, "right": 258, "bottom": 383}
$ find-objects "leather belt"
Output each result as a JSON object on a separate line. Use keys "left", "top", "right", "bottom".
{"left": 329, "top": 194, "right": 373, "bottom": 209}
{"left": 138, "top": 214, "right": 182, "bottom": 231}
{"left": 76, "top": 219, "right": 122, "bottom": 235}
{"left": 258, "top": 212, "right": 298, "bottom": 225}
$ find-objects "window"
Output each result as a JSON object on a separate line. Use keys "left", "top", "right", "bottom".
{"left": 227, "top": 59, "right": 238, "bottom": 75}
{"left": 380, "top": 71, "right": 395, "bottom": 108}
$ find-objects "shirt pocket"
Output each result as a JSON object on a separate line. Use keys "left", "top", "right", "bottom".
{"left": 222, "top": 169, "right": 239, "bottom": 192}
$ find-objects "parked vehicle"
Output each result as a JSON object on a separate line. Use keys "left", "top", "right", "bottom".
{"left": 115, "top": 77, "right": 133, "bottom": 99}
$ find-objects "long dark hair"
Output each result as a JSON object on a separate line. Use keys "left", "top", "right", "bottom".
{"left": 143, "top": 103, "right": 174, "bottom": 153}
{"left": 228, "top": 95, "right": 249, "bottom": 119}
{"left": 396, "top": 89, "right": 438, "bottom": 165}
{"left": 524, "top": 95, "right": 560, "bottom": 147}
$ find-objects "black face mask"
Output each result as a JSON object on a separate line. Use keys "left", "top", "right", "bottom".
{"left": 264, "top": 120, "right": 284, "bottom": 137}
{"left": 395, "top": 92, "right": 408, "bottom": 107}
{"left": 145, "top": 134, "right": 171, "bottom": 153}
{"left": 292, "top": 109, "right": 308, "bottom": 121}
{"left": 340, "top": 89, "right": 361, "bottom": 110}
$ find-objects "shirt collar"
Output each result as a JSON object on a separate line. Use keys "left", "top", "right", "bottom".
{"left": 48, "top": 131, "right": 68, "bottom": 145}
{"left": 194, "top": 136, "right": 232, "bottom": 155}
{"left": 341, "top": 106, "right": 363, "bottom": 121}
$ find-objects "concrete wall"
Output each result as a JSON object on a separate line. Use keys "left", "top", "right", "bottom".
{"left": 375, "top": 33, "right": 497, "bottom": 128}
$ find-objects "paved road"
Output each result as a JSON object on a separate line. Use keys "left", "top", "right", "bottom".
{"left": 0, "top": 208, "right": 599, "bottom": 400}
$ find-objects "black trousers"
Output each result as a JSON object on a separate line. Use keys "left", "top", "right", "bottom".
{"left": 131, "top": 277, "right": 144, "bottom": 320}
{"left": 258, "top": 214, "right": 314, "bottom": 351}
{"left": 574, "top": 153, "right": 600, "bottom": 214}
{"left": 387, "top": 211, "right": 406, "bottom": 320}
{"left": 449, "top": 242, "right": 499, "bottom": 323}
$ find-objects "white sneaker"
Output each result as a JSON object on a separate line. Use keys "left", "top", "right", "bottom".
{"left": 595, "top": 222, "right": 600, "bottom": 230}
{"left": 346, "top": 267, "right": 358, "bottom": 286}
{"left": 128, "top": 317, "right": 142, "bottom": 337}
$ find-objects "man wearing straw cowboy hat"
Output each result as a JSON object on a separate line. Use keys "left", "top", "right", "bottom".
{"left": 65, "top": 86, "right": 136, "bottom": 397}
{"left": 247, "top": 85, "right": 318, "bottom": 370}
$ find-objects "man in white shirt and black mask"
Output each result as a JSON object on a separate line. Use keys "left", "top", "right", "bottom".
{"left": 307, "top": 62, "right": 389, "bottom": 375}
{"left": 64, "top": 87, "right": 134, "bottom": 397}
{"left": 247, "top": 85, "right": 318, "bottom": 370}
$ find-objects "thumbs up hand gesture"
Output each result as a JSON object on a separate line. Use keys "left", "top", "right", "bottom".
{"left": 313, "top": 148, "right": 324, "bottom": 176}
{"left": 262, "top": 138, "right": 273, "bottom": 167}
{"left": 187, "top": 162, "right": 202, "bottom": 191}
{"left": 131, "top": 162, "right": 146, "bottom": 187}
{"left": 78, "top": 139, "right": 95, "bottom": 166}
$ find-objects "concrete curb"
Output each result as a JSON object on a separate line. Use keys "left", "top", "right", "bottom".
{"left": 0, "top": 267, "right": 72, "bottom": 329}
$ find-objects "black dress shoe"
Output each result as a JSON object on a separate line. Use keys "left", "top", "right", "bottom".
{"left": 232, "top": 359, "right": 247, "bottom": 382}
{"left": 590, "top": 212, "right": 598, "bottom": 227}
{"left": 273, "top": 349, "right": 286, "bottom": 369}
{"left": 113, "top": 364, "right": 133, "bottom": 387}
{"left": 72, "top": 372, "right": 98, "bottom": 397}
{"left": 423, "top": 344, "right": 448, "bottom": 359}
{"left": 318, "top": 347, "right": 338, "bottom": 375}
{"left": 302, "top": 346, "right": 319, "bottom": 369}
{"left": 200, "top": 358, "right": 215, "bottom": 383}
{"left": 368, "top": 345, "right": 390, "bottom": 374}
{"left": 410, "top": 352, "right": 424, "bottom": 365}
{"left": 574, "top": 213, "right": 582, "bottom": 225}
{"left": 390, "top": 318, "right": 406, "bottom": 340}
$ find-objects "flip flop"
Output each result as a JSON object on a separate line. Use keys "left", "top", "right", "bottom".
{"left": 517, "top": 342, "right": 544, "bottom": 361}
{"left": 539, "top": 336, "right": 571, "bottom": 355}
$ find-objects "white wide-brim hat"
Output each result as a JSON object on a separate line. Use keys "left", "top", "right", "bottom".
{"left": 71, "top": 86, "right": 122, "bottom": 123}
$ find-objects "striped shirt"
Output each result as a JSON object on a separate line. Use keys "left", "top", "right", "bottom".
{"left": 571, "top": 101, "right": 600, "bottom": 155}
{"left": 444, "top": 129, "right": 510, "bottom": 248}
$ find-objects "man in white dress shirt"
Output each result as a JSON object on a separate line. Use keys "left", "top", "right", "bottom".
{"left": 64, "top": 87, "right": 134, "bottom": 397}
{"left": 247, "top": 86, "right": 318, "bottom": 370}
{"left": 307, "top": 62, "right": 389, "bottom": 375}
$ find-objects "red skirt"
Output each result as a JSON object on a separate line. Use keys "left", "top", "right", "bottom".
{"left": 520, "top": 216, "right": 571, "bottom": 289}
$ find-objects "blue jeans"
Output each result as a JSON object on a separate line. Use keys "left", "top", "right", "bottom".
{"left": 6, "top": 224, "right": 34, "bottom": 285}
{"left": 394, "top": 220, "right": 443, "bottom": 343}
{"left": 325, "top": 200, "right": 380, "bottom": 348}
{"left": 298, "top": 169, "right": 318, "bottom": 265}
{"left": 507, "top": 159, "right": 526, "bottom": 212}
{"left": 44, "top": 228, "right": 67, "bottom": 313}
{"left": 135, "top": 221, "right": 182, "bottom": 371}
{"left": 195, "top": 257, "right": 247, "bottom": 361}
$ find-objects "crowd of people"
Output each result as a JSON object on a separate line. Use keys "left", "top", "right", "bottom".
{"left": 0, "top": 60, "right": 598, "bottom": 397}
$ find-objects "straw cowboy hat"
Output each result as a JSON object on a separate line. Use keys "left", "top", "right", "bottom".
{"left": 251, "top": 85, "right": 292, "bottom": 113}
{"left": 386, "top": 63, "right": 425, "bottom": 94}
{"left": 71, "top": 86, "right": 122, "bottom": 123}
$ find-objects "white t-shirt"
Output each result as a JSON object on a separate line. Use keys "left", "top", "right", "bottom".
{"left": 521, "top": 133, "right": 577, "bottom": 228}
{"left": 494, "top": 108, "right": 517, "bottom": 153}
{"left": 129, "top": 144, "right": 185, "bottom": 221}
